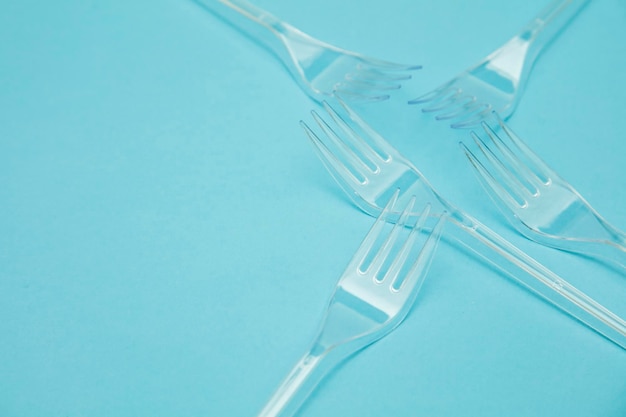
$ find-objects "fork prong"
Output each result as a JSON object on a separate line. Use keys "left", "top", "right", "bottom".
{"left": 333, "top": 88, "right": 391, "bottom": 103}
{"left": 301, "top": 119, "right": 364, "bottom": 190}
{"left": 385, "top": 202, "right": 431, "bottom": 289}
{"left": 322, "top": 101, "right": 387, "bottom": 165}
{"left": 391, "top": 208, "right": 445, "bottom": 293}
{"left": 311, "top": 108, "right": 376, "bottom": 176}
{"left": 496, "top": 116, "right": 555, "bottom": 182}
{"left": 450, "top": 107, "right": 493, "bottom": 129}
{"left": 347, "top": 189, "right": 401, "bottom": 272}
{"left": 365, "top": 195, "right": 417, "bottom": 279}
{"left": 461, "top": 137, "right": 526, "bottom": 210}
{"left": 353, "top": 68, "right": 413, "bottom": 82}
{"left": 333, "top": 59, "right": 421, "bottom": 102}
{"left": 434, "top": 97, "right": 479, "bottom": 120}
{"left": 470, "top": 130, "right": 532, "bottom": 203}
{"left": 408, "top": 82, "right": 456, "bottom": 105}
{"left": 482, "top": 121, "right": 545, "bottom": 190}
{"left": 420, "top": 90, "right": 463, "bottom": 113}
{"left": 342, "top": 78, "right": 402, "bottom": 91}
{"left": 360, "top": 60, "right": 423, "bottom": 72}
{"left": 335, "top": 98, "right": 400, "bottom": 163}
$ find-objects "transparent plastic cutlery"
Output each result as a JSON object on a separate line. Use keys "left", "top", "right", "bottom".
{"left": 408, "top": 0, "right": 589, "bottom": 128}
{"left": 257, "top": 193, "right": 444, "bottom": 417}
{"left": 192, "top": 0, "right": 421, "bottom": 102}
{"left": 301, "top": 100, "right": 626, "bottom": 349}
{"left": 462, "top": 116, "right": 626, "bottom": 269}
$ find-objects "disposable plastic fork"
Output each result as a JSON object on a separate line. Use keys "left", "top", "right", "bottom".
{"left": 192, "top": 0, "right": 421, "bottom": 102}
{"left": 257, "top": 193, "right": 444, "bottom": 417}
{"left": 301, "top": 100, "right": 626, "bottom": 349}
{"left": 408, "top": 0, "right": 589, "bottom": 128}
{"left": 462, "top": 116, "right": 626, "bottom": 269}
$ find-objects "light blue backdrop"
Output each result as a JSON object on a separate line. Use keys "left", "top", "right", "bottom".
{"left": 1, "top": 0, "right": 625, "bottom": 416}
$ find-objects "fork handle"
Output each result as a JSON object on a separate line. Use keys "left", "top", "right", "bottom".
{"left": 257, "top": 352, "right": 323, "bottom": 417}
{"left": 193, "top": 0, "right": 299, "bottom": 58}
{"left": 447, "top": 213, "right": 626, "bottom": 349}
{"left": 578, "top": 231, "right": 626, "bottom": 270}
{"left": 528, "top": 224, "right": 626, "bottom": 270}
{"left": 520, "top": 0, "right": 589, "bottom": 60}
{"left": 256, "top": 344, "right": 353, "bottom": 417}
{"left": 199, "top": 0, "right": 285, "bottom": 32}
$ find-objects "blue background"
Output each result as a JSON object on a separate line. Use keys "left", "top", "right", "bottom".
{"left": 1, "top": 0, "right": 625, "bottom": 416}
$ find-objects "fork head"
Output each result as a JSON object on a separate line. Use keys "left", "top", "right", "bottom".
{"left": 311, "top": 190, "right": 445, "bottom": 356}
{"left": 337, "top": 191, "right": 445, "bottom": 323}
{"left": 408, "top": 36, "right": 533, "bottom": 129}
{"left": 301, "top": 99, "right": 451, "bottom": 220}
{"left": 284, "top": 28, "right": 422, "bottom": 103}
{"left": 461, "top": 116, "right": 587, "bottom": 237}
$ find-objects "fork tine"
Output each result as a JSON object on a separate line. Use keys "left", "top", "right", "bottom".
{"left": 300, "top": 119, "right": 365, "bottom": 190}
{"left": 354, "top": 68, "right": 413, "bottom": 82}
{"left": 365, "top": 195, "right": 417, "bottom": 279}
{"left": 335, "top": 98, "right": 400, "bottom": 162}
{"left": 347, "top": 189, "right": 401, "bottom": 272}
{"left": 496, "top": 117, "right": 555, "bottom": 181}
{"left": 312, "top": 108, "right": 376, "bottom": 174}
{"left": 434, "top": 97, "right": 479, "bottom": 120}
{"left": 420, "top": 91, "right": 463, "bottom": 113}
{"left": 470, "top": 130, "right": 531, "bottom": 204}
{"left": 460, "top": 137, "right": 526, "bottom": 210}
{"left": 407, "top": 82, "right": 456, "bottom": 104}
{"left": 333, "top": 88, "right": 390, "bottom": 103}
{"left": 342, "top": 78, "right": 402, "bottom": 91}
{"left": 450, "top": 107, "right": 493, "bottom": 129}
{"left": 322, "top": 101, "right": 387, "bottom": 165}
{"left": 336, "top": 59, "right": 421, "bottom": 101}
{"left": 390, "top": 206, "right": 445, "bottom": 293}
{"left": 481, "top": 121, "right": 545, "bottom": 189}
{"left": 385, "top": 202, "right": 430, "bottom": 289}
{"left": 360, "top": 60, "right": 423, "bottom": 72}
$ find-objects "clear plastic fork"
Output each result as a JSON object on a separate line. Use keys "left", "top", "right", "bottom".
{"left": 257, "top": 192, "right": 445, "bottom": 417}
{"left": 192, "top": 0, "right": 421, "bottom": 102}
{"left": 408, "top": 0, "right": 589, "bottom": 128}
{"left": 462, "top": 116, "right": 626, "bottom": 269}
{"left": 301, "top": 99, "right": 626, "bottom": 350}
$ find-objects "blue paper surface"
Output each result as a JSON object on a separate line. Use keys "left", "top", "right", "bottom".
{"left": 1, "top": 0, "right": 625, "bottom": 416}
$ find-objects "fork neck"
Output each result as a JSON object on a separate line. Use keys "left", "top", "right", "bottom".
{"left": 568, "top": 235, "right": 626, "bottom": 271}
{"left": 518, "top": 0, "right": 589, "bottom": 60}
{"left": 530, "top": 224, "right": 626, "bottom": 271}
